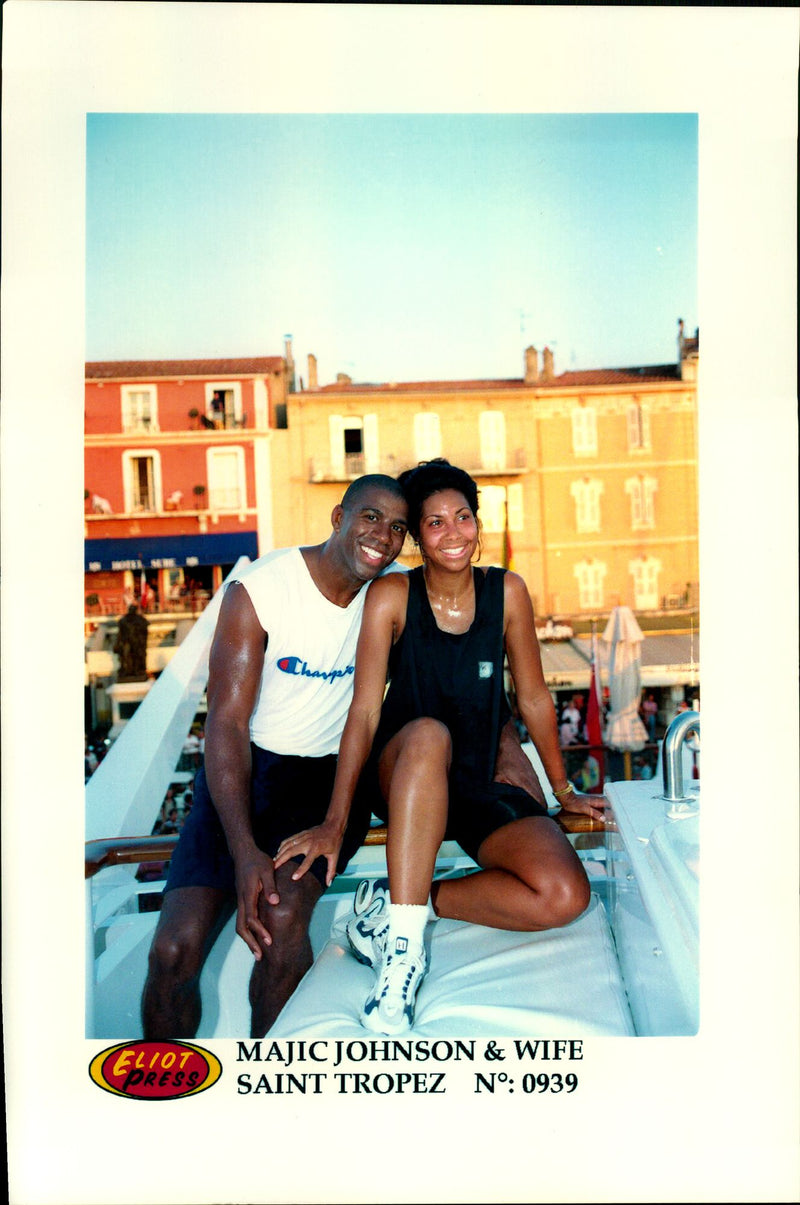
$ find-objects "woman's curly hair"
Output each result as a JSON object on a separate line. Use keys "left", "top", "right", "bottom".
{"left": 397, "top": 459, "right": 479, "bottom": 541}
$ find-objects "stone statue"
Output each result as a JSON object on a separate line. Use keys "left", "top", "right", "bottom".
{"left": 114, "top": 605, "right": 149, "bottom": 682}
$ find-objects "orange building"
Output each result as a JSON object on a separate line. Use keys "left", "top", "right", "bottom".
{"left": 84, "top": 350, "right": 293, "bottom": 616}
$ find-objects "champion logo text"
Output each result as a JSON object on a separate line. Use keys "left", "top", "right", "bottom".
{"left": 277, "top": 655, "right": 354, "bottom": 685}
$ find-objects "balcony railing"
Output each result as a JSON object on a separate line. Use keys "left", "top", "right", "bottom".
{"left": 85, "top": 592, "right": 213, "bottom": 618}
{"left": 308, "top": 448, "right": 528, "bottom": 483}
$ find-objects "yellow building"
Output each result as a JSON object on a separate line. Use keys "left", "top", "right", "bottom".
{"left": 278, "top": 331, "right": 699, "bottom": 625}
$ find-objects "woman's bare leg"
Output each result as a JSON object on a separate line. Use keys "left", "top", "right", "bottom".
{"left": 431, "top": 816, "right": 590, "bottom": 931}
{"left": 378, "top": 717, "right": 452, "bottom": 904}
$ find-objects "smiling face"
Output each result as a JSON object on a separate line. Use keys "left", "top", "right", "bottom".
{"left": 418, "top": 489, "right": 479, "bottom": 570}
{"left": 332, "top": 486, "right": 409, "bottom": 583}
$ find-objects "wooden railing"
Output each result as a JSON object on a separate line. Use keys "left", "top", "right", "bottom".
{"left": 85, "top": 825, "right": 391, "bottom": 882}
{"left": 85, "top": 835, "right": 179, "bottom": 880}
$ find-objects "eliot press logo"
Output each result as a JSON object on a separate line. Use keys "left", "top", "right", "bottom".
{"left": 89, "top": 1040, "right": 222, "bottom": 1100}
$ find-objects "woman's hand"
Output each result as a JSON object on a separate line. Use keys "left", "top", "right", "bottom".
{"left": 274, "top": 820, "right": 344, "bottom": 887}
{"left": 555, "top": 786, "right": 609, "bottom": 825}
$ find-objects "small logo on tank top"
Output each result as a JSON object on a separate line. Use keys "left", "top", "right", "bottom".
{"left": 478, "top": 661, "right": 494, "bottom": 679}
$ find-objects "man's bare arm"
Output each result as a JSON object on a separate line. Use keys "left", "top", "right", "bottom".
{"left": 204, "top": 582, "right": 277, "bottom": 957}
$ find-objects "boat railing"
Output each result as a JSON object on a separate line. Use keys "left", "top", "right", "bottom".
{"left": 660, "top": 709, "right": 700, "bottom": 817}
{"left": 85, "top": 824, "right": 393, "bottom": 884}
{"left": 85, "top": 834, "right": 180, "bottom": 879}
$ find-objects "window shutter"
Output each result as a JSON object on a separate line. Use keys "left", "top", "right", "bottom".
{"left": 507, "top": 483, "right": 524, "bottom": 531}
{"left": 329, "top": 415, "right": 345, "bottom": 477}
{"left": 414, "top": 412, "right": 441, "bottom": 462}
{"left": 363, "top": 414, "right": 380, "bottom": 473}
{"left": 479, "top": 411, "right": 506, "bottom": 470}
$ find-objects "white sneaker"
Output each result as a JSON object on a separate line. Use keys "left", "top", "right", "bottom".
{"left": 346, "top": 878, "right": 390, "bottom": 969}
{"left": 362, "top": 936, "right": 427, "bottom": 1035}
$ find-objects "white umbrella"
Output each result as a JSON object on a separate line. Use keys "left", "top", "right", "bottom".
{"left": 601, "top": 605, "right": 648, "bottom": 753}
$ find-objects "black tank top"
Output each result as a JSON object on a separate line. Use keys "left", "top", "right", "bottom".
{"left": 372, "top": 565, "right": 511, "bottom": 786}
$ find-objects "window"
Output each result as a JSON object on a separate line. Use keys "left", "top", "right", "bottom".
{"left": 207, "top": 447, "right": 246, "bottom": 511}
{"left": 479, "top": 411, "right": 506, "bottom": 471}
{"left": 413, "top": 412, "right": 442, "bottom": 463}
{"left": 570, "top": 478, "right": 604, "bottom": 533}
{"left": 123, "top": 450, "right": 162, "bottom": 512}
{"left": 121, "top": 386, "right": 157, "bottom": 432}
{"left": 627, "top": 402, "right": 651, "bottom": 451}
{"left": 571, "top": 406, "right": 598, "bottom": 456}
{"left": 205, "top": 382, "right": 243, "bottom": 429}
{"left": 478, "top": 484, "right": 524, "bottom": 535}
{"left": 329, "top": 414, "right": 380, "bottom": 476}
{"left": 630, "top": 556, "right": 662, "bottom": 610}
{"left": 625, "top": 475, "right": 658, "bottom": 529}
{"left": 574, "top": 559, "right": 606, "bottom": 609}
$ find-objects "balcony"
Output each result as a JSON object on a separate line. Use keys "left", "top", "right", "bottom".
{"left": 85, "top": 591, "right": 213, "bottom": 620}
{"left": 308, "top": 447, "right": 528, "bottom": 483}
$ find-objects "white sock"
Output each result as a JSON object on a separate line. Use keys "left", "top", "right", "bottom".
{"left": 387, "top": 884, "right": 436, "bottom": 921}
{"left": 387, "top": 903, "right": 428, "bottom": 952}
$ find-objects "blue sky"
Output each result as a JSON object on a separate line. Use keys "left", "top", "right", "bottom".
{"left": 86, "top": 112, "right": 697, "bottom": 384}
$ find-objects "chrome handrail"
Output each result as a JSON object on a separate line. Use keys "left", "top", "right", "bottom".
{"left": 660, "top": 710, "right": 700, "bottom": 816}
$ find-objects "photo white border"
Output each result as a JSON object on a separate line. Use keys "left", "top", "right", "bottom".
{"left": 2, "top": 4, "right": 798, "bottom": 1202}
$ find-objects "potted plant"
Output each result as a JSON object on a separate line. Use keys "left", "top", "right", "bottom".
{"left": 188, "top": 408, "right": 200, "bottom": 429}
{"left": 192, "top": 484, "right": 207, "bottom": 509}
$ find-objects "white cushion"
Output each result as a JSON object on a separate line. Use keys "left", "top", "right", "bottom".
{"left": 270, "top": 894, "right": 634, "bottom": 1038}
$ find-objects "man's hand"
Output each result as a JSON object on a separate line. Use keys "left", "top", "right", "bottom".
{"left": 234, "top": 851, "right": 281, "bottom": 960}
{"left": 274, "top": 820, "right": 344, "bottom": 888}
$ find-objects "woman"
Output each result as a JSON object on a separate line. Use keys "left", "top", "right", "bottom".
{"left": 275, "top": 460, "right": 606, "bottom": 1034}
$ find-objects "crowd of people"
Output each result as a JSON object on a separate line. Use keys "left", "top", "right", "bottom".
{"left": 556, "top": 690, "right": 610, "bottom": 747}
{"left": 152, "top": 784, "right": 195, "bottom": 835}
{"left": 84, "top": 735, "right": 110, "bottom": 782}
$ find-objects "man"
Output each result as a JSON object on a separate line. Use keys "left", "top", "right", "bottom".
{"left": 142, "top": 474, "right": 544, "bottom": 1039}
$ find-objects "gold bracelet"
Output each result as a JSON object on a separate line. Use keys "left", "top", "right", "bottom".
{"left": 552, "top": 784, "right": 574, "bottom": 799}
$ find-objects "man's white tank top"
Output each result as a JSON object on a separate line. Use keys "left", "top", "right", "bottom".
{"left": 231, "top": 547, "right": 377, "bottom": 757}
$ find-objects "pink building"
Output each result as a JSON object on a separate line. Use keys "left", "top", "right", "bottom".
{"left": 84, "top": 352, "right": 291, "bottom": 616}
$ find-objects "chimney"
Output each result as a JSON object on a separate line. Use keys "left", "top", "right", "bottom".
{"left": 524, "top": 346, "right": 539, "bottom": 385}
{"left": 677, "top": 317, "right": 685, "bottom": 363}
{"left": 284, "top": 335, "right": 296, "bottom": 393}
{"left": 308, "top": 353, "right": 318, "bottom": 390}
{"left": 542, "top": 346, "right": 554, "bottom": 382}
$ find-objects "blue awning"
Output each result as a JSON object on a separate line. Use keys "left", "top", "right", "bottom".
{"left": 85, "top": 532, "right": 259, "bottom": 572}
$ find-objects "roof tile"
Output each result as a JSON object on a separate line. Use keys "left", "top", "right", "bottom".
{"left": 86, "top": 357, "right": 284, "bottom": 380}
{"left": 314, "top": 364, "right": 680, "bottom": 394}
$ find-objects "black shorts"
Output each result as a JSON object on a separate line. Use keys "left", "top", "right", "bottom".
{"left": 164, "top": 745, "right": 372, "bottom": 893}
{"left": 364, "top": 757, "right": 549, "bottom": 865}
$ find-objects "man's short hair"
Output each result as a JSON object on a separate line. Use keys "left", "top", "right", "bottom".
{"left": 340, "top": 474, "right": 406, "bottom": 511}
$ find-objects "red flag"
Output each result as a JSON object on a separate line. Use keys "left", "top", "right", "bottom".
{"left": 502, "top": 499, "right": 515, "bottom": 571}
{"left": 586, "top": 661, "right": 602, "bottom": 746}
{"left": 586, "top": 634, "right": 604, "bottom": 790}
